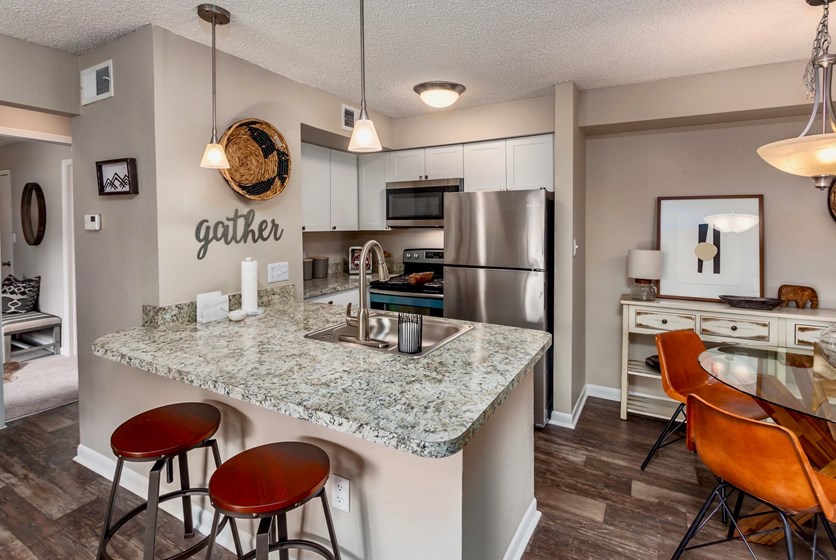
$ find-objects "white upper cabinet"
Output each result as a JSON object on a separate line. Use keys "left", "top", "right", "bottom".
{"left": 329, "top": 149, "right": 359, "bottom": 231}
{"left": 463, "top": 140, "right": 507, "bottom": 192}
{"left": 388, "top": 149, "right": 425, "bottom": 182}
{"left": 505, "top": 134, "right": 554, "bottom": 191}
{"left": 358, "top": 152, "right": 389, "bottom": 231}
{"left": 301, "top": 143, "right": 331, "bottom": 232}
{"left": 302, "top": 143, "right": 358, "bottom": 232}
{"left": 388, "top": 146, "right": 464, "bottom": 181}
{"left": 424, "top": 145, "right": 464, "bottom": 179}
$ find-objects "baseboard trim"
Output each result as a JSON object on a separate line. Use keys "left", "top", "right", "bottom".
{"left": 74, "top": 444, "right": 253, "bottom": 555}
{"left": 503, "top": 498, "right": 541, "bottom": 560}
{"left": 586, "top": 384, "right": 621, "bottom": 402}
{"left": 548, "top": 384, "right": 620, "bottom": 429}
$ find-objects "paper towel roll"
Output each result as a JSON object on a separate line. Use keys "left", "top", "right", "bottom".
{"left": 241, "top": 257, "right": 258, "bottom": 312}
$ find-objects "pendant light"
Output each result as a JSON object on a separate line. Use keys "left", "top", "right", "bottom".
{"left": 414, "top": 81, "right": 466, "bottom": 109}
{"left": 348, "top": 0, "right": 382, "bottom": 152}
{"left": 198, "top": 4, "right": 231, "bottom": 169}
{"left": 703, "top": 213, "right": 760, "bottom": 234}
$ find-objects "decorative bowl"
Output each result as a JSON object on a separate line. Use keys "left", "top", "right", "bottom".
{"left": 821, "top": 324, "right": 836, "bottom": 367}
{"left": 718, "top": 295, "right": 783, "bottom": 311}
{"left": 228, "top": 309, "right": 247, "bottom": 322}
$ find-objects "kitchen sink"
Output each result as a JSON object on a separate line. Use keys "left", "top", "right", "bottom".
{"left": 304, "top": 315, "right": 473, "bottom": 357}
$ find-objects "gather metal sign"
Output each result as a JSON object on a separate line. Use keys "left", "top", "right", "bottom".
{"left": 194, "top": 208, "right": 284, "bottom": 260}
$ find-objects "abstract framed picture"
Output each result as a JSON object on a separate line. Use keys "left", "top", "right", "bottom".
{"left": 656, "top": 195, "right": 764, "bottom": 302}
{"left": 96, "top": 158, "right": 138, "bottom": 196}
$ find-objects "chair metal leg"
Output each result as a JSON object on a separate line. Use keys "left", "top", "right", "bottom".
{"left": 726, "top": 488, "right": 746, "bottom": 539}
{"left": 671, "top": 482, "right": 725, "bottom": 560}
{"left": 255, "top": 517, "right": 272, "bottom": 560}
{"left": 320, "top": 489, "right": 342, "bottom": 560}
{"left": 204, "top": 510, "right": 221, "bottom": 560}
{"left": 640, "top": 402, "right": 685, "bottom": 470}
{"left": 821, "top": 513, "right": 836, "bottom": 554}
{"left": 778, "top": 510, "right": 796, "bottom": 560}
{"left": 143, "top": 459, "right": 166, "bottom": 560}
{"left": 277, "top": 514, "right": 289, "bottom": 560}
{"left": 178, "top": 452, "right": 195, "bottom": 538}
{"left": 97, "top": 457, "right": 124, "bottom": 560}
{"left": 52, "top": 325, "right": 61, "bottom": 355}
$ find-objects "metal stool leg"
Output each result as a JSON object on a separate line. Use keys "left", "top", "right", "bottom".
{"left": 276, "top": 513, "right": 289, "bottom": 560}
{"left": 204, "top": 510, "right": 221, "bottom": 560}
{"left": 144, "top": 459, "right": 166, "bottom": 560}
{"left": 320, "top": 489, "right": 342, "bottom": 560}
{"left": 229, "top": 518, "right": 244, "bottom": 558}
{"left": 255, "top": 517, "right": 272, "bottom": 560}
{"left": 178, "top": 452, "right": 195, "bottom": 538}
{"left": 97, "top": 457, "right": 125, "bottom": 560}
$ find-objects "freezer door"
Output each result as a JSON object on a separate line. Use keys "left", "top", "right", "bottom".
{"left": 444, "top": 189, "right": 551, "bottom": 269}
{"left": 444, "top": 266, "right": 553, "bottom": 427}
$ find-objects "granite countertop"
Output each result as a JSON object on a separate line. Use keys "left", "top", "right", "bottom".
{"left": 303, "top": 273, "right": 361, "bottom": 299}
{"left": 92, "top": 303, "right": 552, "bottom": 458}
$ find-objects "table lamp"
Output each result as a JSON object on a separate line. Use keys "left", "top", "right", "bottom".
{"left": 627, "top": 249, "right": 662, "bottom": 301}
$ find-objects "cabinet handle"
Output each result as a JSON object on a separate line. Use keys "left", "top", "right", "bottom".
{"left": 731, "top": 325, "right": 738, "bottom": 331}
{"left": 661, "top": 319, "right": 668, "bottom": 325}
{"left": 302, "top": 226, "right": 306, "bottom": 231}
{"left": 332, "top": 226, "right": 337, "bottom": 230}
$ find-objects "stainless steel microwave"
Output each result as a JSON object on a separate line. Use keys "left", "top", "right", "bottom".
{"left": 385, "top": 178, "right": 464, "bottom": 228}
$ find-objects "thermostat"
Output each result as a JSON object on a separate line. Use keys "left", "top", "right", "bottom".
{"left": 84, "top": 214, "right": 102, "bottom": 231}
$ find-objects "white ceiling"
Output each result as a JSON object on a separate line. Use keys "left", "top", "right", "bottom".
{"left": 0, "top": 0, "right": 823, "bottom": 117}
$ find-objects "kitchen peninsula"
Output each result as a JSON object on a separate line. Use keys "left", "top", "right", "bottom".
{"left": 91, "top": 294, "right": 552, "bottom": 560}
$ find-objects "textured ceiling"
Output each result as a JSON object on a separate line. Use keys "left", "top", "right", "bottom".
{"left": 0, "top": 0, "right": 823, "bottom": 117}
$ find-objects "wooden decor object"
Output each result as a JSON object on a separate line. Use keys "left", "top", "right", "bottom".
{"left": 829, "top": 182, "right": 836, "bottom": 222}
{"left": 778, "top": 284, "right": 819, "bottom": 309}
{"left": 218, "top": 118, "right": 291, "bottom": 201}
{"left": 21, "top": 182, "right": 46, "bottom": 246}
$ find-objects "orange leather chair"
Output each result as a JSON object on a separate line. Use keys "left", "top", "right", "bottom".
{"left": 640, "top": 330, "right": 766, "bottom": 470}
{"left": 673, "top": 394, "right": 836, "bottom": 559}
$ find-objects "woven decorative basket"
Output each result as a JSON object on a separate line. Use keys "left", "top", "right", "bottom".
{"left": 218, "top": 118, "right": 291, "bottom": 200}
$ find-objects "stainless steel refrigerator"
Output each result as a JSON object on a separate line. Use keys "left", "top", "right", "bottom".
{"left": 443, "top": 189, "right": 554, "bottom": 427}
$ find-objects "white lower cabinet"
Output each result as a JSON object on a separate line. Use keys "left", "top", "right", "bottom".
{"left": 306, "top": 289, "right": 360, "bottom": 307}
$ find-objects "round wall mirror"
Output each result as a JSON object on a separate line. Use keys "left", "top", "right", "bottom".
{"left": 21, "top": 182, "right": 46, "bottom": 246}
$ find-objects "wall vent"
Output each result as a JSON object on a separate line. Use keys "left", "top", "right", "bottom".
{"left": 341, "top": 104, "right": 359, "bottom": 131}
{"left": 81, "top": 60, "right": 114, "bottom": 106}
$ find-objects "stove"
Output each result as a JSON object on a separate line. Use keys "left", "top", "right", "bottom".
{"left": 369, "top": 249, "right": 444, "bottom": 316}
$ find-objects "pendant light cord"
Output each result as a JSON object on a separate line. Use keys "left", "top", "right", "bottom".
{"left": 211, "top": 14, "right": 218, "bottom": 143}
{"left": 359, "top": 0, "right": 368, "bottom": 117}
{"left": 805, "top": 0, "right": 831, "bottom": 99}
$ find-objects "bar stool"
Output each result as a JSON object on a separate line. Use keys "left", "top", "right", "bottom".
{"left": 205, "top": 442, "right": 342, "bottom": 560}
{"left": 98, "top": 402, "right": 242, "bottom": 560}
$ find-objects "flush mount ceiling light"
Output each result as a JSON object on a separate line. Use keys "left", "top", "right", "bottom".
{"left": 704, "top": 213, "right": 760, "bottom": 234}
{"left": 757, "top": 0, "right": 836, "bottom": 221}
{"left": 348, "top": 0, "right": 382, "bottom": 152}
{"left": 198, "top": 4, "right": 231, "bottom": 169}
{"left": 413, "top": 81, "right": 466, "bottom": 109}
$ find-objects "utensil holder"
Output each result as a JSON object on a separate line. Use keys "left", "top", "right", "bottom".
{"left": 303, "top": 259, "right": 313, "bottom": 281}
{"left": 398, "top": 313, "right": 423, "bottom": 354}
{"left": 311, "top": 256, "right": 329, "bottom": 279}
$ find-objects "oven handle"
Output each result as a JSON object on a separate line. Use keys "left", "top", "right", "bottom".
{"left": 369, "top": 289, "right": 444, "bottom": 300}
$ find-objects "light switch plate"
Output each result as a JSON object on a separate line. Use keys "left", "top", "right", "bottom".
{"left": 267, "top": 262, "right": 289, "bottom": 283}
{"left": 84, "top": 214, "right": 102, "bottom": 231}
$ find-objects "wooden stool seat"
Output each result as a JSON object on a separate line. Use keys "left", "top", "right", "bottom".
{"left": 110, "top": 402, "right": 221, "bottom": 460}
{"left": 209, "top": 442, "right": 330, "bottom": 516}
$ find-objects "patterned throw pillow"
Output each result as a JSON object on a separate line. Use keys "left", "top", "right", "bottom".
{"left": 1, "top": 275, "right": 40, "bottom": 314}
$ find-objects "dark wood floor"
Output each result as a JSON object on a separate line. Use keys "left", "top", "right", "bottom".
{"left": 0, "top": 398, "right": 823, "bottom": 559}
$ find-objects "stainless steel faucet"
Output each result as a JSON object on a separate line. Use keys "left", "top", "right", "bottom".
{"left": 339, "top": 239, "right": 391, "bottom": 347}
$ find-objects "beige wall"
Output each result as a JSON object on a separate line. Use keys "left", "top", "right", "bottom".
{"left": 0, "top": 33, "right": 79, "bottom": 115}
{"left": 72, "top": 25, "right": 160, "bottom": 449}
{"left": 151, "top": 27, "right": 394, "bottom": 305}
{"left": 0, "top": 140, "right": 72, "bottom": 318}
{"left": 393, "top": 94, "right": 555, "bottom": 149}
{"left": 0, "top": 105, "right": 72, "bottom": 142}
{"left": 584, "top": 116, "right": 836, "bottom": 390}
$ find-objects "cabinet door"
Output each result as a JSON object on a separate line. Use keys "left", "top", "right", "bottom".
{"left": 506, "top": 134, "right": 554, "bottom": 191}
{"left": 358, "top": 153, "right": 389, "bottom": 231}
{"left": 388, "top": 149, "right": 425, "bottom": 181}
{"left": 424, "top": 145, "right": 463, "bottom": 179}
{"left": 329, "top": 150, "right": 359, "bottom": 231}
{"left": 301, "top": 143, "right": 331, "bottom": 232}
{"left": 463, "top": 140, "right": 506, "bottom": 192}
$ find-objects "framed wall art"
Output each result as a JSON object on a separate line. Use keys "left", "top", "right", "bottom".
{"left": 96, "top": 158, "right": 138, "bottom": 195}
{"left": 656, "top": 195, "right": 764, "bottom": 302}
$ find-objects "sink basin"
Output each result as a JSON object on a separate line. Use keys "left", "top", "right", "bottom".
{"left": 304, "top": 315, "right": 473, "bottom": 357}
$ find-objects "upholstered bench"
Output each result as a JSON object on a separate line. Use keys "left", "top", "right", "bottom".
{"left": 3, "top": 311, "right": 61, "bottom": 363}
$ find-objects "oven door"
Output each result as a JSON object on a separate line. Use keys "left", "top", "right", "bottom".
{"left": 386, "top": 179, "right": 463, "bottom": 228}
{"left": 369, "top": 290, "right": 444, "bottom": 317}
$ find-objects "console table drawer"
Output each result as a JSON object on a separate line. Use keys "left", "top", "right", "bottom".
{"left": 700, "top": 315, "right": 773, "bottom": 343}
{"left": 788, "top": 322, "right": 828, "bottom": 349}
{"left": 633, "top": 310, "right": 696, "bottom": 332}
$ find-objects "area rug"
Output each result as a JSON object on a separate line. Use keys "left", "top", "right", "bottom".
{"left": 3, "top": 361, "right": 20, "bottom": 382}
{"left": 4, "top": 355, "right": 78, "bottom": 421}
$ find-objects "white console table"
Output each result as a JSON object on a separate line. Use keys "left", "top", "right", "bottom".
{"left": 620, "top": 296, "right": 836, "bottom": 421}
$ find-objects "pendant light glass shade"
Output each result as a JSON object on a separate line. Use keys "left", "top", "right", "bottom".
{"left": 200, "top": 142, "right": 230, "bottom": 168}
{"left": 757, "top": 133, "right": 836, "bottom": 179}
{"left": 349, "top": 115, "right": 382, "bottom": 152}
{"left": 703, "top": 213, "right": 760, "bottom": 234}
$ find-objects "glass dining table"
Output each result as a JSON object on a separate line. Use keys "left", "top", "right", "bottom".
{"left": 699, "top": 344, "right": 836, "bottom": 470}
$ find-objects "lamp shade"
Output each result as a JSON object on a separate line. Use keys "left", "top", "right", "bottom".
{"left": 627, "top": 249, "right": 662, "bottom": 280}
{"left": 348, "top": 118, "right": 382, "bottom": 152}
{"left": 757, "top": 133, "right": 836, "bottom": 178}
{"left": 200, "top": 142, "right": 230, "bottom": 169}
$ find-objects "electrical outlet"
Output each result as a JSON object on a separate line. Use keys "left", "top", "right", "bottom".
{"left": 331, "top": 474, "right": 350, "bottom": 513}
{"left": 267, "top": 261, "right": 289, "bottom": 283}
